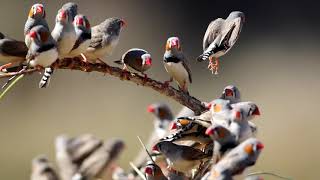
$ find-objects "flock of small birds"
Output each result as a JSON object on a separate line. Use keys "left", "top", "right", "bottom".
{"left": 125, "top": 85, "right": 263, "bottom": 180}
{"left": 0, "top": 2, "right": 244, "bottom": 92}
{"left": 0, "top": 2, "right": 269, "bottom": 180}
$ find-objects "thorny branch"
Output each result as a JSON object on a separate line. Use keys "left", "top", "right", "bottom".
{"left": 0, "top": 57, "right": 208, "bottom": 115}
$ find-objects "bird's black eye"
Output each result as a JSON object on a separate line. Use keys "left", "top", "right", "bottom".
{"left": 248, "top": 108, "right": 253, "bottom": 116}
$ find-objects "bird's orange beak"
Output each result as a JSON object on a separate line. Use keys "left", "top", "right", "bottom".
{"left": 206, "top": 103, "right": 212, "bottom": 110}
{"left": 36, "top": 6, "right": 43, "bottom": 15}
{"left": 152, "top": 145, "right": 159, "bottom": 152}
{"left": 205, "top": 127, "right": 214, "bottom": 136}
{"left": 225, "top": 89, "right": 234, "bottom": 97}
{"left": 145, "top": 57, "right": 152, "bottom": 66}
{"left": 29, "top": 31, "right": 37, "bottom": 39}
{"left": 144, "top": 166, "right": 153, "bottom": 175}
{"left": 257, "top": 142, "right": 264, "bottom": 150}
{"left": 59, "top": 10, "right": 67, "bottom": 21}
{"left": 76, "top": 17, "right": 84, "bottom": 26}
{"left": 120, "top": 19, "right": 126, "bottom": 27}
{"left": 170, "top": 122, "right": 178, "bottom": 130}
{"left": 235, "top": 111, "right": 241, "bottom": 120}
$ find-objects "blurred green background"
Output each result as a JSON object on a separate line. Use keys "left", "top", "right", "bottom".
{"left": 1, "top": 0, "right": 319, "bottom": 179}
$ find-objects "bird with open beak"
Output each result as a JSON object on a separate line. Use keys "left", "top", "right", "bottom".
{"left": 197, "top": 11, "right": 245, "bottom": 74}
{"left": 220, "top": 85, "right": 241, "bottom": 104}
{"left": 163, "top": 37, "right": 192, "bottom": 93}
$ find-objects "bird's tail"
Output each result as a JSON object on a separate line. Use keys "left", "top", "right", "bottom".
{"left": 197, "top": 49, "right": 214, "bottom": 62}
{"left": 39, "top": 67, "right": 54, "bottom": 88}
{"left": 113, "top": 59, "right": 123, "bottom": 65}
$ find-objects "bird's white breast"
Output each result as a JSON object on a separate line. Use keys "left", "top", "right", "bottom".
{"left": 164, "top": 62, "right": 190, "bottom": 86}
{"left": 30, "top": 48, "right": 58, "bottom": 67}
{"left": 58, "top": 31, "right": 77, "bottom": 58}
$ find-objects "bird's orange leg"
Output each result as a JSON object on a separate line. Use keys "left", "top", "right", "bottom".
{"left": 162, "top": 77, "right": 173, "bottom": 89}
{"left": 0, "top": 63, "right": 13, "bottom": 72}
{"left": 141, "top": 72, "right": 149, "bottom": 85}
{"left": 208, "top": 57, "right": 220, "bottom": 75}
{"left": 120, "top": 65, "right": 130, "bottom": 80}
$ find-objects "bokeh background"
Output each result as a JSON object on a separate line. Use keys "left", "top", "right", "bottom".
{"left": 0, "top": 0, "right": 319, "bottom": 179}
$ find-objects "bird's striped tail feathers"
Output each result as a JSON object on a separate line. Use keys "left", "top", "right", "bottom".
{"left": 39, "top": 67, "right": 54, "bottom": 88}
{"left": 197, "top": 49, "right": 214, "bottom": 62}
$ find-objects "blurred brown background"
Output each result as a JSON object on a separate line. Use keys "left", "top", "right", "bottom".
{"left": 0, "top": 0, "right": 319, "bottom": 179}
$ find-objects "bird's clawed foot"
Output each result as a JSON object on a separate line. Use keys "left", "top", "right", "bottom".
{"left": 141, "top": 73, "right": 149, "bottom": 85}
{"left": 120, "top": 67, "right": 130, "bottom": 80}
{"left": 179, "top": 82, "right": 189, "bottom": 95}
{"left": 162, "top": 78, "right": 173, "bottom": 89}
{"left": 208, "top": 57, "right": 219, "bottom": 75}
{"left": 0, "top": 63, "right": 13, "bottom": 72}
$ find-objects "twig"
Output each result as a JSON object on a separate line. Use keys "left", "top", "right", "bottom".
{"left": 0, "top": 58, "right": 207, "bottom": 114}
{"left": 137, "top": 136, "right": 156, "bottom": 164}
{"left": 0, "top": 74, "right": 25, "bottom": 100}
{"left": 247, "top": 171, "right": 293, "bottom": 180}
{"left": 129, "top": 162, "right": 146, "bottom": 180}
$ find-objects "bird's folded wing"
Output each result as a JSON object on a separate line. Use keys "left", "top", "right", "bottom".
{"left": 203, "top": 18, "right": 225, "bottom": 51}
{"left": 2, "top": 40, "right": 28, "bottom": 57}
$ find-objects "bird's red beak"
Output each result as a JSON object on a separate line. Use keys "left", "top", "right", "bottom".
{"left": 170, "top": 122, "right": 177, "bottom": 130}
{"left": 144, "top": 166, "right": 153, "bottom": 175}
{"left": 147, "top": 105, "right": 155, "bottom": 113}
{"left": 145, "top": 58, "right": 152, "bottom": 66}
{"left": 36, "top": 6, "right": 43, "bottom": 14}
{"left": 257, "top": 142, "right": 264, "bottom": 150}
{"left": 225, "top": 89, "right": 234, "bottom": 97}
{"left": 205, "top": 127, "right": 214, "bottom": 135}
{"left": 152, "top": 145, "right": 159, "bottom": 152}
{"left": 252, "top": 107, "right": 260, "bottom": 116}
{"left": 59, "top": 10, "right": 67, "bottom": 20}
{"left": 206, "top": 103, "right": 212, "bottom": 110}
{"left": 120, "top": 19, "right": 126, "bottom": 27}
{"left": 76, "top": 17, "right": 84, "bottom": 26}
{"left": 171, "top": 39, "right": 179, "bottom": 48}
{"left": 29, "top": 31, "right": 37, "bottom": 39}
{"left": 235, "top": 111, "right": 241, "bottom": 120}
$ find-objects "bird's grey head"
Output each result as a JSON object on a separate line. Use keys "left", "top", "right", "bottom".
{"left": 74, "top": 14, "right": 91, "bottom": 32}
{"left": 62, "top": 2, "right": 78, "bottom": 21}
{"left": 232, "top": 102, "right": 260, "bottom": 121}
{"left": 221, "top": 85, "right": 241, "bottom": 102}
{"left": 152, "top": 141, "right": 172, "bottom": 154}
{"left": 228, "top": 11, "right": 245, "bottom": 22}
{"left": 147, "top": 103, "right": 174, "bottom": 121}
{"left": 28, "top": 25, "right": 51, "bottom": 44}
{"left": 165, "top": 36, "right": 181, "bottom": 51}
{"left": 205, "top": 125, "right": 230, "bottom": 139}
{"left": 242, "top": 138, "right": 264, "bottom": 155}
{"left": 28, "top": 3, "right": 46, "bottom": 19}
{"left": 144, "top": 163, "right": 160, "bottom": 177}
{"left": 104, "top": 18, "right": 126, "bottom": 36}
{"left": 141, "top": 53, "right": 152, "bottom": 67}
